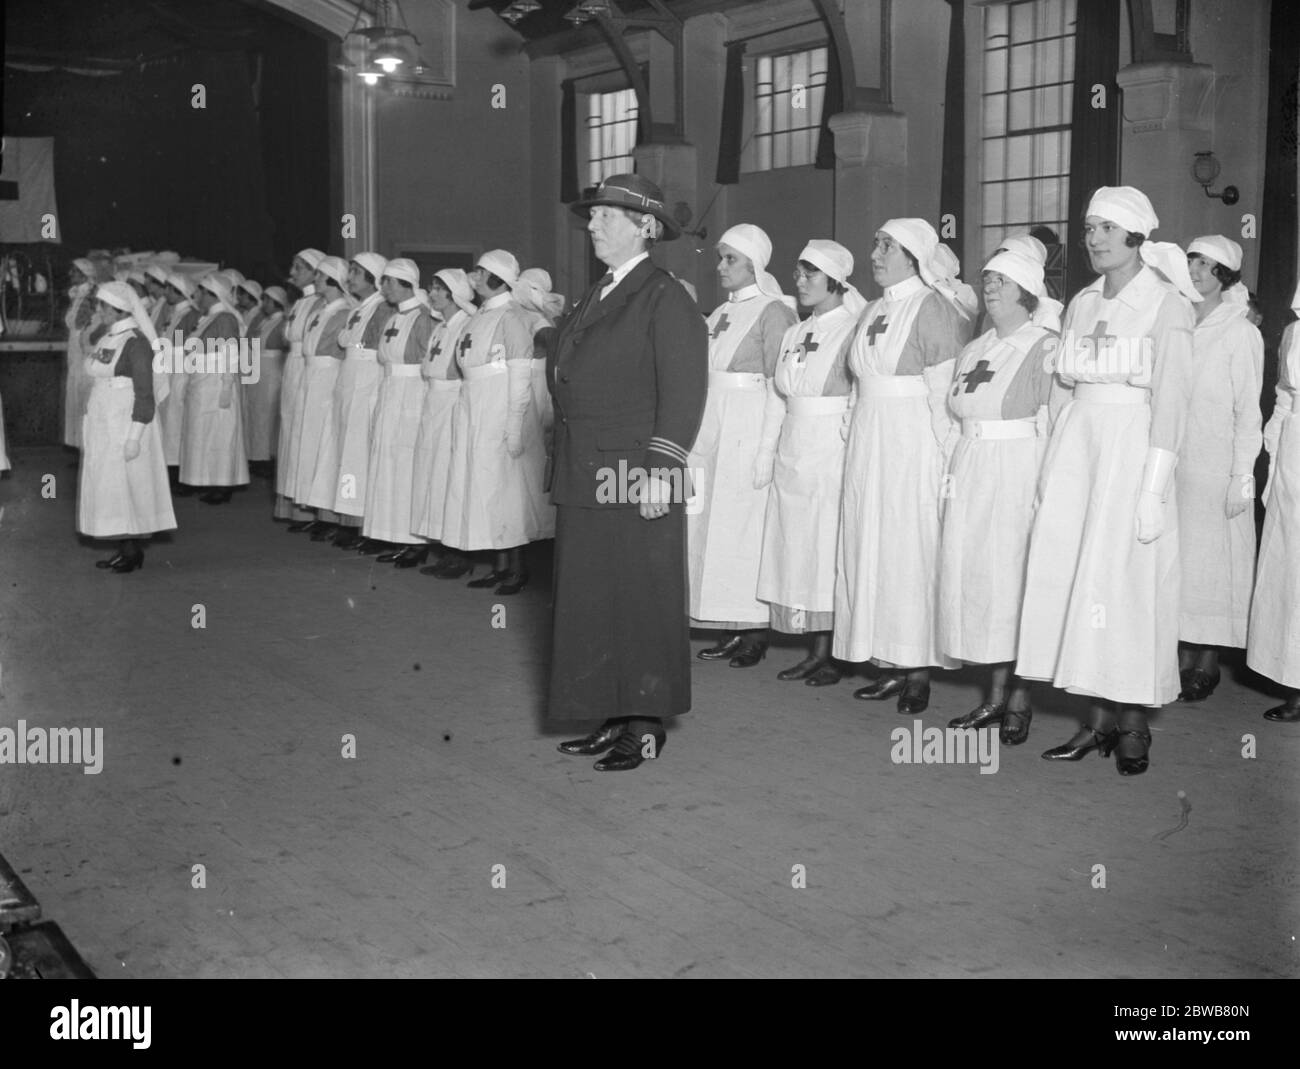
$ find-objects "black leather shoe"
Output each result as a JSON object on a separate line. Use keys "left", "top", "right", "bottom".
{"left": 334, "top": 530, "right": 364, "bottom": 549}
{"left": 777, "top": 655, "right": 822, "bottom": 680}
{"left": 96, "top": 552, "right": 125, "bottom": 570}
{"left": 494, "top": 570, "right": 529, "bottom": 595}
{"left": 429, "top": 557, "right": 474, "bottom": 579}
{"left": 1177, "top": 669, "right": 1220, "bottom": 703}
{"left": 805, "top": 663, "right": 843, "bottom": 687}
{"left": 310, "top": 523, "right": 340, "bottom": 542}
{"left": 287, "top": 519, "right": 314, "bottom": 533}
{"left": 557, "top": 724, "right": 625, "bottom": 756}
{"left": 897, "top": 682, "right": 930, "bottom": 715}
{"left": 1263, "top": 703, "right": 1300, "bottom": 722}
{"left": 356, "top": 539, "right": 388, "bottom": 555}
{"left": 729, "top": 638, "right": 767, "bottom": 668}
{"left": 467, "top": 570, "right": 506, "bottom": 588}
{"left": 199, "top": 489, "right": 232, "bottom": 505}
{"left": 393, "top": 546, "right": 431, "bottom": 569}
{"left": 854, "top": 674, "right": 905, "bottom": 701}
{"left": 594, "top": 731, "right": 666, "bottom": 771}
{"left": 172, "top": 483, "right": 195, "bottom": 497}
{"left": 999, "top": 706, "right": 1033, "bottom": 746}
{"left": 1114, "top": 729, "right": 1151, "bottom": 776}
{"left": 948, "top": 702, "right": 1005, "bottom": 730}
{"left": 376, "top": 546, "right": 409, "bottom": 563}
{"left": 1042, "top": 725, "right": 1118, "bottom": 761}
{"left": 698, "top": 635, "right": 744, "bottom": 660}
{"left": 110, "top": 551, "right": 144, "bottom": 573}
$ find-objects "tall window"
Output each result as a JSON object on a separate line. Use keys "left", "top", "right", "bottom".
{"left": 981, "top": 0, "right": 1076, "bottom": 296}
{"left": 747, "top": 46, "right": 828, "bottom": 172}
{"left": 585, "top": 87, "right": 638, "bottom": 187}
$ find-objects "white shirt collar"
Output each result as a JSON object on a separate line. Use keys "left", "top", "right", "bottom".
{"left": 397, "top": 295, "right": 422, "bottom": 312}
{"left": 107, "top": 316, "right": 137, "bottom": 336}
{"left": 607, "top": 252, "right": 649, "bottom": 290}
{"left": 483, "top": 292, "right": 513, "bottom": 311}
{"left": 883, "top": 274, "right": 927, "bottom": 302}
{"left": 728, "top": 283, "right": 761, "bottom": 303}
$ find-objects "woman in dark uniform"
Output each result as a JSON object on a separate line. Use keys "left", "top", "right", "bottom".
{"left": 547, "top": 174, "right": 708, "bottom": 772}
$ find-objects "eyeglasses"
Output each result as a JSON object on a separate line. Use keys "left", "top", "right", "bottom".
{"left": 792, "top": 267, "right": 824, "bottom": 283}
{"left": 982, "top": 273, "right": 1012, "bottom": 291}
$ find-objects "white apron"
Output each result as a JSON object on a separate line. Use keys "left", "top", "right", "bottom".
{"left": 938, "top": 324, "right": 1049, "bottom": 664}
{"left": 158, "top": 301, "right": 195, "bottom": 466}
{"left": 687, "top": 293, "right": 781, "bottom": 626}
{"left": 1177, "top": 303, "right": 1263, "bottom": 647}
{"left": 363, "top": 308, "right": 427, "bottom": 543}
{"left": 1247, "top": 325, "right": 1300, "bottom": 687}
{"left": 1017, "top": 270, "right": 1186, "bottom": 706}
{"left": 77, "top": 327, "right": 176, "bottom": 537}
{"left": 328, "top": 292, "right": 388, "bottom": 517}
{"left": 293, "top": 296, "right": 349, "bottom": 506}
{"left": 242, "top": 311, "right": 285, "bottom": 461}
{"left": 834, "top": 280, "right": 958, "bottom": 668}
{"left": 63, "top": 287, "right": 95, "bottom": 448}
{"left": 412, "top": 311, "right": 469, "bottom": 540}
{"left": 180, "top": 304, "right": 248, "bottom": 487}
{"left": 276, "top": 290, "right": 318, "bottom": 497}
{"left": 752, "top": 308, "right": 852, "bottom": 629}
{"left": 441, "top": 301, "right": 554, "bottom": 551}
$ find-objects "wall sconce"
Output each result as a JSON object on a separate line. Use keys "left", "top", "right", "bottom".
{"left": 1192, "top": 151, "right": 1239, "bottom": 205}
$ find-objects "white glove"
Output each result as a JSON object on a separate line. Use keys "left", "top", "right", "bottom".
{"left": 753, "top": 380, "right": 786, "bottom": 489}
{"left": 505, "top": 358, "right": 532, "bottom": 459}
{"left": 124, "top": 421, "right": 145, "bottom": 462}
{"left": 1225, "top": 474, "right": 1254, "bottom": 519}
{"left": 1262, "top": 459, "right": 1274, "bottom": 508}
{"left": 1136, "top": 447, "right": 1177, "bottom": 544}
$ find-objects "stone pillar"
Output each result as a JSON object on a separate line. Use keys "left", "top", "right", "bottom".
{"left": 632, "top": 141, "right": 699, "bottom": 288}
{"left": 829, "top": 109, "right": 908, "bottom": 283}
{"left": 1116, "top": 62, "right": 1219, "bottom": 242}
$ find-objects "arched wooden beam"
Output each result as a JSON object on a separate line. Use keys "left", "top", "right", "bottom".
{"left": 810, "top": 0, "right": 858, "bottom": 108}
{"left": 594, "top": 13, "right": 653, "bottom": 143}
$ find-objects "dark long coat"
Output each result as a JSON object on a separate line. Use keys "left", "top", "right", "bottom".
{"left": 545, "top": 255, "right": 708, "bottom": 725}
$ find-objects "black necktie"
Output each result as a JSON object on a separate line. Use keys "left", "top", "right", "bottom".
{"left": 596, "top": 272, "right": 615, "bottom": 297}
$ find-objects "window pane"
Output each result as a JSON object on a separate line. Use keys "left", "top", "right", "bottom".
{"left": 1034, "top": 178, "right": 1063, "bottom": 221}
{"left": 984, "top": 183, "right": 1004, "bottom": 224}
{"left": 983, "top": 140, "right": 1006, "bottom": 181}
{"left": 985, "top": 46, "right": 1007, "bottom": 93}
{"left": 1009, "top": 43, "right": 1034, "bottom": 89}
{"left": 1011, "top": 1, "right": 1034, "bottom": 42}
{"left": 986, "top": 3, "right": 1008, "bottom": 39}
{"left": 984, "top": 93, "right": 1007, "bottom": 137}
{"left": 1008, "top": 89, "right": 1032, "bottom": 130}
{"left": 1005, "top": 179, "right": 1031, "bottom": 223}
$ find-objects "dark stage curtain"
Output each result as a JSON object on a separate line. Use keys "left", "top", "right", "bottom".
{"left": 561, "top": 79, "right": 579, "bottom": 203}
{"left": 2, "top": 21, "right": 329, "bottom": 286}
{"left": 716, "top": 42, "right": 746, "bottom": 185}
{"left": 1257, "top": 9, "right": 1299, "bottom": 357}
{"left": 1063, "top": 0, "right": 1121, "bottom": 300}
{"left": 938, "top": 0, "right": 966, "bottom": 267}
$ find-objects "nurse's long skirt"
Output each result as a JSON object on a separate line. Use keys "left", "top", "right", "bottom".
{"left": 78, "top": 379, "right": 176, "bottom": 537}
{"left": 293, "top": 355, "right": 341, "bottom": 507}
{"left": 363, "top": 365, "right": 426, "bottom": 544}
{"left": 180, "top": 373, "right": 248, "bottom": 487}
{"left": 242, "top": 348, "right": 284, "bottom": 461}
{"left": 411, "top": 377, "right": 461, "bottom": 541}
{"left": 1017, "top": 387, "right": 1180, "bottom": 706}
{"left": 1247, "top": 405, "right": 1300, "bottom": 688}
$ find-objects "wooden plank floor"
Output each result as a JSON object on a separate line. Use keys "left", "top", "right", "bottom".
{"left": 1, "top": 447, "right": 1296, "bottom": 978}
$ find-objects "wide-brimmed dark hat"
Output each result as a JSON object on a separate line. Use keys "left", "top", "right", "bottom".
{"left": 570, "top": 173, "right": 680, "bottom": 241}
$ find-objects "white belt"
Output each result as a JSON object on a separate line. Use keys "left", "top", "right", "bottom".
{"left": 708, "top": 371, "right": 766, "bottom": 391}
{"left": 1073, "top": 382, "right": 1148, "bottom": 405}
{"left": 787, "top": 395, "right": 851, "bottom": 416}
{"left": 288, "top": 342, "right": 304, "bottom": 358}
{"left": 961, "top": 418, "right": 1039, "bottom": 440}
{"left": 260, "top": 349, "right": 285, "bottom": 358}
{"left": 427, "top": 377, "right": 461, "bottom": 392}
{"left": 858, "top": 375, "right": 928, "bottom": 398}
{"left": 95, "top": 377, "right": 134, "bottom": 390}
{"left": 385, "top": 363, "right": 422, "bottom": 378}
{"left": 346, "top": 346, "right": 378, "bottom": 362}
{"left": 307, "top": 355, "right": 337, "bottom": 367}
{"left": 461, "top": 362, "right": 507, "bottom": 382}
